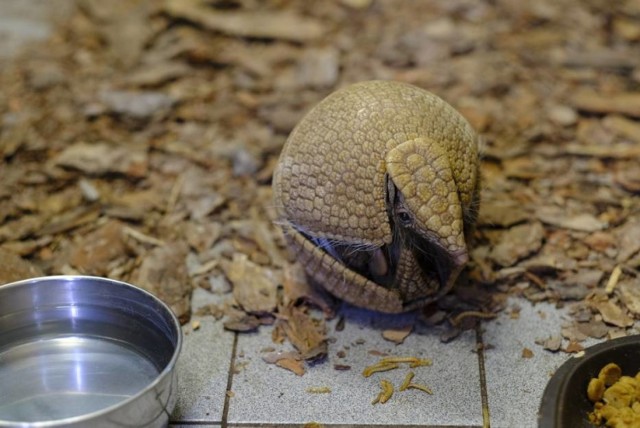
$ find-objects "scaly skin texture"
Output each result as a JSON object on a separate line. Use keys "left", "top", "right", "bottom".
{"left": 273, "top": 80, "right": 480, "bottom": 313}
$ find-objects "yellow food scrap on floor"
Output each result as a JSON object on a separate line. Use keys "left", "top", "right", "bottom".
{"left": 399, "top": 371, "right": 415, "bottom": 391}
{"left": 362, "top": 356, "right": 432, "bottom": 377}
{"left": 306, "top": 386, "right": 331, "bottom": 394}
{"left": 372, "top": 379, "right": 394, "bottom": 405}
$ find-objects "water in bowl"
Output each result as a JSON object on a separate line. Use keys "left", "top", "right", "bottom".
{"left": 0, "top": 335, "right": 159, "bottom": 422}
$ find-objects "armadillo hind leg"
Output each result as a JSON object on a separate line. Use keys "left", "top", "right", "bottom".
{"left": 284, "top": 227, "right": 404, "bottom": 313}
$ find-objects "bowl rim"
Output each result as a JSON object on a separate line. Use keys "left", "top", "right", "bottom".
{"left": 0, "top": 275, "right": 183, "bottom": 427}
{"left": 537, "top": 334, "right": 640, "bottom": 427}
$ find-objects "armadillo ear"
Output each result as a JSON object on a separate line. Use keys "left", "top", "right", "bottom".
{"left": 385, "top": 138, "right": 466, "bottom": 255}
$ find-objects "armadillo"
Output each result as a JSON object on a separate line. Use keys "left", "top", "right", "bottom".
{"left": 272, "top": 80, "right": 480, "bottom": 313}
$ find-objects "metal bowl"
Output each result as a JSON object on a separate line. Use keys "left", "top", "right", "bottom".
{"left": 0, "top": 276, "right": 182, "bottom": 427}
{"left": 538, "top": 335, "right": 640, "bottom": 427}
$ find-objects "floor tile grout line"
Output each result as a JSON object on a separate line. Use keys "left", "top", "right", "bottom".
{"left": 475, "top": 324, "right": 490, "bottom": 428}
{"left": 226, "top": 424, "right": 483, "bottom": 428}
{"left": 221, "top": 332, "right": 239, "bottom": 428}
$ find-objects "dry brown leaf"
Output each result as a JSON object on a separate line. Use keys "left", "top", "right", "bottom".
{"left": 561, "top": 323, "right": 589, "bottom": 342}
{"left": 53, "top": 142, "right": 148, "bottom": 177}
{"left": 564, "top": 340, "right": 584, "bottom": 354}
{"left": 603, "top": 115, "right": 640, "bottom": 143}
{"left": 477, "top": 199, "right": 529, "bottom": 228}
{"left": 521, "top": 348, "right": 534, "bottom": 358}
{"left": 282, "top": 262, "right": 335, "bottom": 314}
{"left": 576, "top": 319, "right": 609, "bottom": 339}
{"left": 614, "top": 218, "right": 640, "bottom": 263}
{"left": 69, "top": 220, "right": 127, "bottom": 275}
{"left": 537, "top": 335, "right": 562, "bottom": 352}
{"left": 572, "top": 90, "right": 640, "bottom": 118}
{"left": 382, "top": 324, "right": 414, "bottom": 345}
{"left": 225, "top": 253, "right": 279, "bottom": 314}
{"left": 0, "top": 215, "right": 47, "bottom": 242}
{"left": 618, "top": 279, "right": 640, "bottom": 316}
{"left": 132, "top": 241, "right": 191, "bottom": 323}
{"left": 223, "top": 314, "right": 260, "bottom": 332}
{"left": 164, "top": 0, "right": 325, "bottom": 42}
{"left": 563, "top": 142, "right": 640, "bottom": 159}
{"left": 124, "top": 62, "right": 191, "bottom": 87}
{"left": 590, "top": 296, "right": 634, "bottom": 328}
{"left": 277, "top": 303, "right": 327, "bottom": 361}
{"left": 537, "top": 207, "right": 605, "bottom": 232}
{"left": 98, "top": 90, "right": 176, "bottom": 121}
{"left": 276, "top": 358, "right": 306, "bottom": 376}
{"left": 615, "top": 167, "right": 640, "bottom": 193}
{"left": 261, "top": 350, "right": 302, "bottom": 364}
{"left": 489, "top": 222, "right": 545, "bottom": 267}
{"left": 80, "top": 0, "right": 157, "bottom": 68}
{"left": 0, "top": 248, "right": 44, "bottom": 285}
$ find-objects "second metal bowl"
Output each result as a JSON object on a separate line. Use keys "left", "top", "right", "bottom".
{"left": 538, "top": 335, "right": 640, "bottom": 427}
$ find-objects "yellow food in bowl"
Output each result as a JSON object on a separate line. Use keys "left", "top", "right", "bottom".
{"left": 588, "top": 363, "right": 640, "bottom": 427}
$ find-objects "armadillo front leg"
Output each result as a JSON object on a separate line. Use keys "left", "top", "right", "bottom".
{"left": 284, "top": 226, "right": 404, "bottom": 313}
{"left": 393, "top": 246, "right": 438, "bottom": 306}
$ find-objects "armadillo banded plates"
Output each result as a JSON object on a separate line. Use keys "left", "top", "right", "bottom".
{"left": 0, "top": 276, "right": 182, "bottom": 427}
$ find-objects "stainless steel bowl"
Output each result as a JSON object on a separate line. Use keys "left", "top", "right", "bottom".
{"left": 0, "top": 276, "right": 182, "bottom": 427}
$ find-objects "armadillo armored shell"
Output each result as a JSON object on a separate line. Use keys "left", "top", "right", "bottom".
{"left": 272, "top": 80, "right": 480, "bottom": 313}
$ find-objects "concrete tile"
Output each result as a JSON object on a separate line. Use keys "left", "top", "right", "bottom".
{"left": 227, "top": 304, "right": 483, "bottom": 426}
{"left": 482, "top": 297, "right": 601, "bottom": 428}
{"left": 171, "top": 288, "right": 235, "bottom": 423}
{"left": 170, "top": 425, "right": 220, "bottom": 428}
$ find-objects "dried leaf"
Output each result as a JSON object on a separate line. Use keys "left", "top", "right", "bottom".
{"left": 261, "top": 350, "right": 302, "bottom": 364}
{"left": 69, "top": 220, "right": 126, "bottom": 275}
{"left": 282, "top": 262, "right": 335, "bottom": 314}
{"left": 276, "top": 358, "right": 306, "bottom": 376}
{"left": 590, "top": 296, "right": 634, "bottom": 328}
{"left": 223, "top": 314, "right": 260, "bottom": 332}
{"left": 564, "top": 340, "right": 584, "bottom": 354}
{"left": 489, "top": 222, "right": 545, "bottom": 266}
{"left": 572, "top": 90, "right": 640, "bottom": 118}
{"left": 575, "top": 319, "right": 609, "bottom": 339}
{"left": 0, "top": 248, "right": 44, "bottom": 285}
{"left": 538, "top": 335, "right": 562, "bottom": 352}
{"left": 614, "top": 218, "right": 640, "bottom": 263}
{"left": 53, "top": 142, "right": 148, "bottom": 177}
{"left": 382, "top": 324, "right": 414, "bottom": 344}
{"left": 225, "top": 253, "right": 278, "bottom": 314}
{"left": 99, "top": 90, "right": 176, "bottom": 121}
{"left": 132, "top": 241, "right": 192, "bottom": 323}
{"left": 537, "top": 207, "right": 605, "bottom": 232}
{"left": 603, "top": 115, "right": 640, "bottom": 144}
{"left": 618, "top": 279, "right": 640, "bottom": 316}
{"left": 277, "top": 304, "right": 327, "bottom": 361}
{"left": 478, "top": 199, "right": 529, "bottom": 227}
{"left": 164, "top": 0, "right": 325, "bottom": 42}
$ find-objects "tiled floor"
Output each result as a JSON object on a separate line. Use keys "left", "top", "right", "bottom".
{"left": 170, "top": 290, "right": 608, "bottom": 428}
